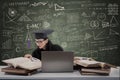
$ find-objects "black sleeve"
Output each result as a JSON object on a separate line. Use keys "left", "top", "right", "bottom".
{"left": 32, "top": 49, "right": 42, "bottom": 60}
{"left": 52, "top": 44, "right": 63, "bottom": 51}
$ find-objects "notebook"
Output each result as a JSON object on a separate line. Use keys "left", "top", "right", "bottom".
{"left": 41, "top": 51, "right": 74, "bottom": 72}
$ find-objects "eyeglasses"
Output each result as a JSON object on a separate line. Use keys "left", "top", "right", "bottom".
{"left": 35, "top": 40, "right": 45, "bottom": 43}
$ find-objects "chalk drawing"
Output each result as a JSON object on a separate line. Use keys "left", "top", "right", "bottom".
{"left": 109, "top": 29, "right": 119, "bottom": 35}
{"left": 2, "top": 54, "right": 11, "bottom": 60}
{"left": 65, "top": 28, "right": 77, "bottom": 33}
{"left": 2, "top": 39, "right": 12, "bottom": 49}
{"left": 53, "top": 11, "right": 65, "bottom": 17}
{"left": 84, "top": 33, "right": 92, "bottom": 40}
{"left": 91, "top": 41, "right": 105, "bottom": 46}
{"left": 43, "top": 21, "right": 50, "bottom": 28}
{"left": 13, "top": 27, "right": 24, "bottom": 33}
{"left": 8, "top": 8, "right": 17, "bottom": 17}
{"left": 30, "top": 2, "right": 48, "bottom": 7}
{"left": 54, "top": 3, "right": 65, "bottom": 11}
{"left": 6, "top": 14, "right": 17, "bottom": 24}
{"left": 48, "top": 2, "right": 54, "bottom": 8}
{"left": 25, "top": 26, "right": 32, "bottom": 49}
{"left": 110, "top": 16, "right": 119, "bottom": 27}
{"left": 97, "top": 13, "right": 106, "bottom": 21}
{"left": 93, "top": 30, "right": 109, "bottom": 40}
{"left": 90, "top": 20, "right": 99, "bottom": 28}
{"left": 66, "top": 35, "right": 80, "bottom": 41}
{"left": 61, "top": 42, "right": 67, "bottom": 48}
{"left": 91, "top": 11, "right": 97, "bottom": 17}
{"left": 61, "top": 1, "right": 90, "bottom": 5}
{"left": 15, "top": 45, "right": 25, "bottom": 53}
{"left": 82, "top": 19, "right": 90, "bottom": 28}
{"left": 102, "top": 22, "right": 110, "bottom": 28}
{"left": 108, "top": 3, "right": 118, "bottom": 15}
{"left": 18, "top": 14, "right": 32, "bottom": 22}
{"left": 99, "top": 45, "right": 118, "bottom": 51}
{"left": 26, "top": 10, "right": 37, "bottom": 15}
{"left": 81, "top": 12, "right": 90, "bottom": 17}
{"left": 34, "top": 15, "right": 50, "bottom": 21}
{"left": 84, "top": 50, "right": 98, "bottom": 58}
{"left": 16, "top": 46, "right": 21, "bottom": 53}
{"left": 67, "top": 13, "right": 79, "bottom": 23}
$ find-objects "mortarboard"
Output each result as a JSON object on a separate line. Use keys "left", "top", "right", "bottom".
{"left": 34, "top": 29, "right": 54, "bottom": 39}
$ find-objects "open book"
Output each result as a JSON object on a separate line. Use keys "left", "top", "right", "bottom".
{"left": 2, "top": 57, "right": 42, "bottom": 70}
{"left": 74, "top": 57, "right": 116, "bottom": 68}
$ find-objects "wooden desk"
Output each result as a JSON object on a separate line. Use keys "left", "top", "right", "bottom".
{"left": 0, "top": 66, "right": 119, "bottom": 80}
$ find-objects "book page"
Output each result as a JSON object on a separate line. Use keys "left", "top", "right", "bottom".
{"left": 2, "top": 57, "right": 31, "bottom": 68}
{"left": 75, "top": 60, "right": 102, "bottom": 67}
{"left": 2, "top": 57, "right": 41, "bottom": 70}
{"left": 18, "top": 61, "right": 42, "bottom": 70}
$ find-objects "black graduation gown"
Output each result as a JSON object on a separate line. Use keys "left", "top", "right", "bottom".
{"left": 32, "top": 40, "right": 63, "bottom": 60}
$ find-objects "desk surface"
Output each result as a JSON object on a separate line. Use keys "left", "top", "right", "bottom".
{"left": 0, "top": 66, "right": 119, "bottom": 80}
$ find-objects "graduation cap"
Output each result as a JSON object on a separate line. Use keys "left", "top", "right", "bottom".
{"left": 34, "top": 29, "right": 54, "bottom": 39}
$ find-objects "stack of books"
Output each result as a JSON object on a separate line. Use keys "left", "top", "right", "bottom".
{"left": 1, "top": 57, "right": 42, "bottom": 75}
{"left": 1, "top": 67, "right": 37, "bottom": 75}
{"left": 80, "top": 67, "right": 110, "bottom": 75}
{"left": 74, "top": 57, "right": 116, "bottom": 75}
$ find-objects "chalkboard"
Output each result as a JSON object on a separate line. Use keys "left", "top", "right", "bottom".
{"left": 0, "top": 0, "right": 120, "bottom": 66}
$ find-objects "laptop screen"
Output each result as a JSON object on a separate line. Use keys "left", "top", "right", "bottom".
{"left": 41, "top": 51, "right": 74, "bottom": 72}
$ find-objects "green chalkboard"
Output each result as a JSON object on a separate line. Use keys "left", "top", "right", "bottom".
{"left": 0, "top": 0, "right": 120, "bottom": 66}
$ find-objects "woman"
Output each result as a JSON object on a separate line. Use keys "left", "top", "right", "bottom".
{"left": 24, "top": 29, "right": 63, "bottom": 60}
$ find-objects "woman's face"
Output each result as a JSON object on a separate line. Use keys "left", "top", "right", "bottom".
{"left": 35, "top": 39, "right": 48, "bottom": 49}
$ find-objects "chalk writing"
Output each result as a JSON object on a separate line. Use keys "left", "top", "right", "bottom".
{"left": 108, "top": 3, "right": 119, "bottom": 15}
{"left": 8, "top": 1, "right": 29, "bottom": 6}
{"left": 26, "top": 23, "right": 42, "bottom": 29}
{"left": 99, "top": 45, "right": 118, "bottom": 51}
{"left": 2, "top": 30, "right": 12, "bottom": 37}
{"left": 13, "top": 34, "right": 24, "bottom": 42}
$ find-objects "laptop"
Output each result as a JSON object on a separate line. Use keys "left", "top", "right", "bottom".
{"left": 41, "top": 51, "right": 74, "bottom": 72}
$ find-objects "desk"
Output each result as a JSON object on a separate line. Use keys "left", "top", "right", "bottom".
{"left": 0, "top": 66, "right": 119, "bottom": 80}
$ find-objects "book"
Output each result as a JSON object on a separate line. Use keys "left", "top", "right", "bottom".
{"left": 74, "top": 57, "right": 116, "bottom": 75}
{"left": 2, "top": 57, "right": 42, "bottom": 70}
{"left": 80, "top": 68, "right": 111, "bottom": 75}
{"left": 1, "top": 67, "right": 37, "bottom": 75}
{"left": 74, "top": 57, "right": 116, "bottom": 68}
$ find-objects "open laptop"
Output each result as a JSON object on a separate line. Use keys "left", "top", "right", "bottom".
{"left": 41, "top": 51, "right": 74, "bottom": 72}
